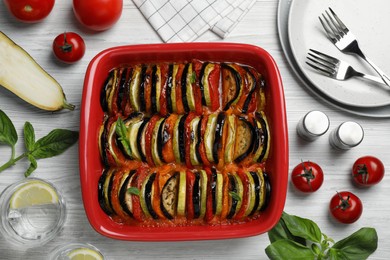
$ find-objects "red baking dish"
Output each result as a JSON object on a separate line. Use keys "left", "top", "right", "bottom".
{"left": 79, "top": 42, "right": 288, "bottom": 241}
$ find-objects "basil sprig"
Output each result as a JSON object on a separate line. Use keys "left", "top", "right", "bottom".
{"left": 266, "top": 212, "right": 378, "bottom": 260}
{"left": 0, "top": 109, "right": 79, "bottom": 177}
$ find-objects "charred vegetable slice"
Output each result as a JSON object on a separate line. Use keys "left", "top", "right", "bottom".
{"left": 234, "top": 116, "right": 255, "bottom": 162}
{"left": 100, "top": 70, "right": 114, "bottom": 112}
{"left": 172, "top": 115, "right": 183, "bottom": 163}
{"left": 118, "top": 170, "right": 137, "bottom": 216}
{"left": 98, "top": 169, "right": 115, "bottom": 215}
{"left": 0, "top": 32, "right": 75, "bottom": 111}
{"left": 160, "top": 172, "right": 179, "bottom": 219}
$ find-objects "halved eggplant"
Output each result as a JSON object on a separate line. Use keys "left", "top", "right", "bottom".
{"left": 204, "top": 113, "right": 218, "bottom": 163}
{"left": 234, "top": 116, "right": 255, "bottom": 163}
{"left": 140, "top": 172, "right": 158, "bottom": 219}
{"left": 221, "top": 63, "right": 242, "bottom": 110}
{"left": 118, "top": 170, "right": 137, "bottom": 217}
{"left": 160, "top": 172, "right": 179, "bottom": 219}
{"left": 213, "top": 112, "right": 226, "bottom": 164}
{"left": 129, "top": 65, "right": 142, "bottom": 112}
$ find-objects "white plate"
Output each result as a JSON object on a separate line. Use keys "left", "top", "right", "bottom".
{"left": 288, "top": 0, "right": 390, "bottom": 108}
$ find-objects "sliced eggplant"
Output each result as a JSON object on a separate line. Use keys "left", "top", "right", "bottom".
{"left": 118, "top": 170, "right": 137, "bottom": 217}
{"left": 204, "top": 113, "right": 218, "bottom": 163}
{"left": 117, "top": 68, "right": 128, "bottom": 113}
{"left": 241, "top": 68, "right": 257, "bottom": 114}
{"left": 259, "top": 171, "right": 271, "bottom": 211}
{"left": 189, "top": 116, "right": 201, "bottom": 166}
{"left": 213, "top": 112, "right": 226, "bottom": 164}
{"left": 151, "top": 65, "right": 162, "bottom": 113}
{"left": 156, "top": 117, "right": 167, "bottom": 164}
{"left": 140, "top": 172, "right": 158, "bottom": 219}
{"left": 160, "top": 172, "right": 179, "bottom": 219}
{"left": 221, "top": 63, "right": 242, "bottom": 110}
{"left": 100, "top": 70, "right": 115, "bottom": 112}
{"left": 98, "top": 169, "right": 115, "bottom": 216}
{"left": 226, "top": 172, "right": 243, "bottom": 219}
{"left": 193, "top": 171, "right": 201, "bottom": 218}
{"left": 136, "top": 117, "right": 150, "bottom": 162}
{"left": 98, "top": 117, "right": 109, "bottom": 167}
{"left": 234, "top": 116, "right": 255, "bottom": 163}
{"left": 139, "top": 65, "right": 147, "bottom": 112}
{"left": 0, "top": 32, "right": 75, "bottom": 111}
{"left": 129, "top": 65, "right": 142, "bottom": 112}
{"left": 166, "top": 64, "right": 174, "bottom": 113}
{"left": 151, "top": 117, "right": 165, "bottom": 166}
{"left": 170, "top": 64, "right": 179, "bottom": 112}
{"left": 253, "top": 112, "right": 270, "bottom": 163}
{"left": 249, "top": 171, "right": 261, "bottom": 216}
{"left": 172, "top": 114, "right": 187, "bottom": 163}
{"left": 181, "top": 63, "right": 191, "bottom": 112}
{"left": 107, "top": 120, "right": 121, "bottom": 164}
{"left": 172, "top": 115, "right": 183, "bottom": 163}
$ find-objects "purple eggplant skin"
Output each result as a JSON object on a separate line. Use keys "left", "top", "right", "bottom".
{"left": 226, "top": 174, "right": 238, "bottom": 219}
{"left": 139, "top": 65, "right": 147, "bottom": 112}
{"left": 136, "top": 117, "right": 150, "bottom": 163}
{"left": 160, "top": 172, "right": 179, "bottom": 220}
{"left": 118, "top": 170, "right": 137, "bottom": 217}
{"left": 211, "top": 167, "right": 218, "bottom": 215}
{"left": 157, "top": 117, "right": 167, "bottom": 164}
{"left": 221, "top": 64, "right": 242, "bottom": 111}
{"left": 100, "top": 70, "right": 115, "bottom": 112}
{"left": 213, "top": 112, "right": 226, "bottom": 164}
{"left": 144, "top": 172, "right": 159, "bottom": 219}
{"left": 255, "top": 112, "right": 269, "bottom": 163}
{"left": 178, "top": 114, "right": 188, "bottom": 163}
{"left": 260, "top": 172, "right": 271, "bottom": 211}
{"left": 193, "top": 171, "right": 201, "bottom": 219}
{"left": 98, "top": 169, "right": 115, "bottom": 216}
{"left": 166, "top": 64, "right": 174, "bottom": 114}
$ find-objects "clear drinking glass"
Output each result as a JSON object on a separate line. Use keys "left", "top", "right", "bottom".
{"left": 49, "top": 243, "right": 105, "bottom": 260}
{"left": 0, "top": 178, "right": 66, "bottom": 247}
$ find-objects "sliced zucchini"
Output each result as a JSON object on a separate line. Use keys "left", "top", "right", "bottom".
{"left": 227, "top": 172, "right": 244, "bottom": 219}
{"left": 127, "top": 116, "right": 143, "bottom": 161}
{"left": 136, "top": 117, "right": 150, "bottom": 162}
{"left": 160, "top": 172, "right": 179, "bottom": 219}
{"left": 234, "top": 116, "right": 255, "bottom": 162}
{"left": 254, "top": 112, "right": 270, "bottom": 163}
{"left": 115, "top": 113, "right": 141, "bottom": 159}
{"left": 204, "top": 113, "right": 218, "bottom": 163}
{"left": 177, "top": 171, "right": 187, "bottom": 217}
{"left": 189, "top": 116, "right": 201, "bottom": 166}
{"left": 129, "top": 65, "right": 142, "bottom": 112}
{"left": 99, "top": 169, "right": 115, "bottom": 216}
{"left": 201, "top": 63, "right": 215, "bottom": 108}
{"left": 106, "top": 69, "right": 119, "bottom": 114}
{"left": 151, "top": 65, "right": 162, "bottom": 113}
{"left": 170, "top": 64, "right": 179, "bottom": 112}
{"left": 185, "top": 63, "right": 196, "bottom": 111}
{"left": 199, "top": 169, "right": 208, "bottom": 220}
{"left": 210, "top": 168, "right": 223, "bottom": 216}
{"left": 107, "top": 120, "right": 121, "bottom": 164}
{"left": 241, "top": 68, "right": 257, "bottom": 114}
{"left": 181, "top": 63, "right": 191, "bottom": 112}
{"left": 243, "top": 171, "right": 256, "bottom": 217}
{"left": 249, "top": 171, "right": 261, "bottom": 216}
{"left": 0, "top": 32, "right": 75, "bottom": 111}
{"left": 224, "top": 114, "right": 236, "bottom": 164}
{"left": 140, "top": 172, "right": 158, "bottom": 219}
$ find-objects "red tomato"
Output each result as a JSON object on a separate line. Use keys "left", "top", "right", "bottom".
{"left": 52, "top": 32, "right": 85, "bottom": 64}
{"left": 352, "top": 156, "right": 385, "bottom": 187}
{"left": 72, "top": 0, "right": 123, "bottom": 31}
{"left": 291, "top": 161, "right": 324, "bottom": 193}
{"left": 4, "top": 0, "right": 55, "bottom": 23}
{"left": 329, "top": 191, "right": 363, "bottom": 224}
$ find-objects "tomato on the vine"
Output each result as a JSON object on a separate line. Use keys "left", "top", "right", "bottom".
{"left": 329, "top": 191, "right": 363, "bottom": 224}
{"left": 291, "top": 161, "right": 324, "bottom": 193}
{"left": 4, "top": 0, "right": 55, "bottom": 23}
{"left": 52, "top": 32, "right": 85, "bottom": 64}
{"left": 352, "top": 156, "right": 385, "bottom": 187}
{"left": 72, "top": 0, "right": 123, "bottom": 31}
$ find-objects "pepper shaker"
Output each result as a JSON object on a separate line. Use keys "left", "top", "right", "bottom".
{"left": 329, "top": 121, "right": 364, "bottom": 150}
{"left": 296, "top": 111, "right": 330, "bottom": 141}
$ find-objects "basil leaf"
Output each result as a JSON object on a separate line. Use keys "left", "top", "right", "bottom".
{"left": 281, "top": 212, "right": 322, "bottom": 243}
{"left": 268, "top": 214, "right": 306, "bottom": 246}
{"left": 330, "top": 227, "right": 378, "bottom": 260}
{"left": 0, "top": 109, "right": 18, "bottom": 146}
{"left": 127, "top": 187, "right": 140, "bottom": 196}
{"left": 115, "top": 118, "right": 131, "bottom": 156}
{"left": 23, "top": 122, "right": 35, "bottom": 152}
{"left": 229, "top": 191, "right": 241, "bottom": 202}
{"left": 265, "top": 239, "right": 315, "bottom": 260}
{"left": 25, "top": 155, "right": 37, "bottom": 177}
{"left": 30, "top": 129, "right": 79, "bottom": 159}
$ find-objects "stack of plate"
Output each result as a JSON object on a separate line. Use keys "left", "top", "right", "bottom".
{"left": 277, "top": 0, "right": 390, "bottom": 118}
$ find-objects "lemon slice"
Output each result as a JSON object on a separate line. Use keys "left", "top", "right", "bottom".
{"left": 67, "top": 248, "right": 104, "bottom": 260}
{"left": 9, "top": 180, "right": 59, "bottom": 209}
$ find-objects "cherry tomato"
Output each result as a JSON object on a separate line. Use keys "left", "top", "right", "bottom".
{"left": 291, "top": 161, "right": 324, "bottom": 193}
{"left": 352, "top": 156, "right": 385, "bottom": 187}
{"left": 329, "top": 191, "right": 363, "bottom": 224}
{"left": 52, "top": 32, "right": 85, "bottom": 64}
{"left": 4, "top": 0, "right": 55, "bottom": 23}
{"left": 72, "top": 0, "right": 123, "bottom": 31}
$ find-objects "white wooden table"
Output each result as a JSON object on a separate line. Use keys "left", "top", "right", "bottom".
{"left": 1, "top": 1, "right": 389, "bottom": 259}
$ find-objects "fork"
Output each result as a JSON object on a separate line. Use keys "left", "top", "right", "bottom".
{"left": 319, "top": 7, "right": 390, "bottom": 86}
{"left": 306, "top": 49, "right": 387, "bottom": 85}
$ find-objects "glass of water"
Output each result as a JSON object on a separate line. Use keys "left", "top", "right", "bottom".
{"left": 0, "top": 178, "right": 66, "bottom": 247}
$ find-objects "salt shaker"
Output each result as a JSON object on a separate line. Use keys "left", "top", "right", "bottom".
{"left": 329, "top": 121, "right": 364, "bottom": 150}
{"left": 296, "top": 111, "right": 330, "bottom": 141}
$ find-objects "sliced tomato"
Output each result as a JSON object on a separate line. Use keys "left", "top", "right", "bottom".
{"left": 208, "top": 64, "right": 221, "bottom": 112}
{"left": 144, "top": 115, "right": 160, "bottom": 166}
{"left": 133, "top": 167, "right": 149, "bottom": 221}
{"left": 110, "top": 170, "right": 132, "bottom": 221}
{"left": 174, "top": 63, "right": 186, "bottom": 114}
{"left": 159, "top": 63, "right": 169, "bottom": 116}
{"left": 186, "top": 170, "right": 196, "bottom": 220}
{"left": 161, "top": 114, "right": 177, "bottom": 163}
{"left": 191, "top": 59, "right": 204, "bottom": 115}
{"left": 196, "top": 115, "right": 211, "bottom": 166}
{"left": 220, "top": 172, "right": 230, "bottom": 220}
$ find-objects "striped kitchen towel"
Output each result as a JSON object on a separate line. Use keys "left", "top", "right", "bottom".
{"left": 133, "top": 0, "right": 256, "bottom": 42}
